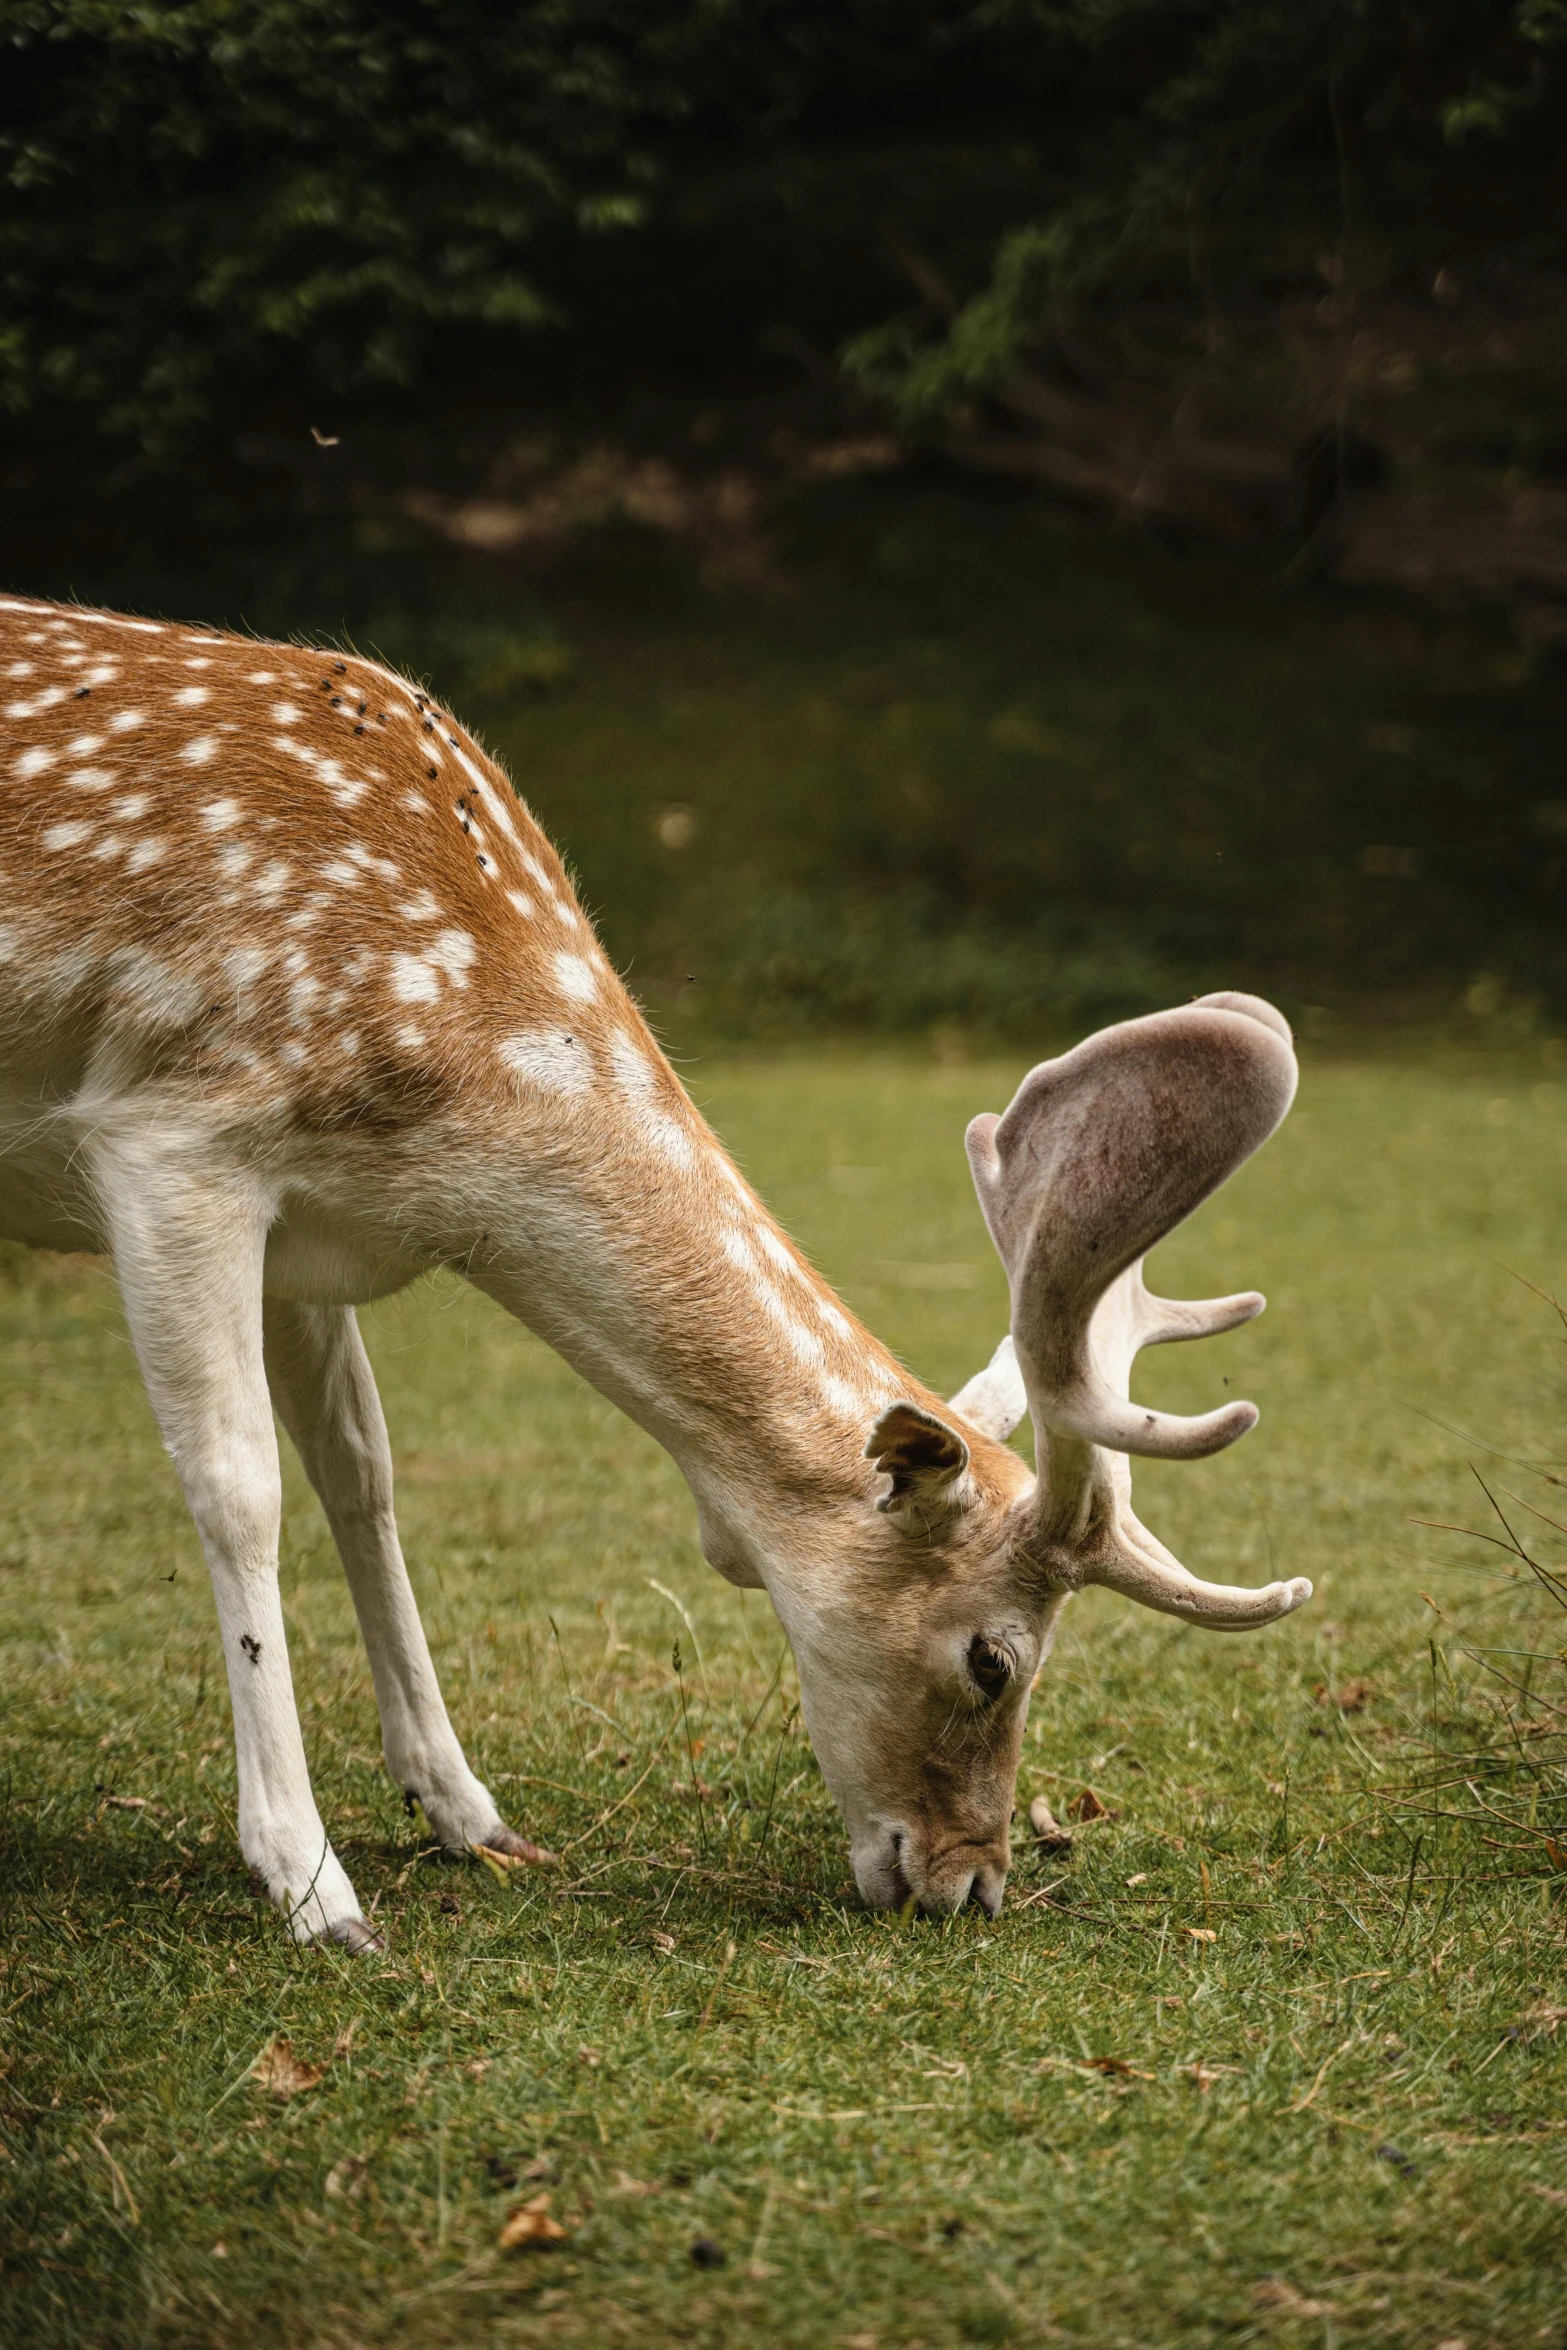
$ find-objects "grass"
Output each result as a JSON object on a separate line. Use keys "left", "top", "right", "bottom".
{"left": 3, "top": 1044, "right": 1567, "bottom": 2348}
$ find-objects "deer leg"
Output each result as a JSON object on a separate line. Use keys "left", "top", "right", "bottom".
{"left": 89, "top": 1148, "right": 376, "bottom": 1947}
{"left": 261, "top": 1298, "right": 549, "bottom": 1864}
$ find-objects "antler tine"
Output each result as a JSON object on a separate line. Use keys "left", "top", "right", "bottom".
{"left": 1084, "top": 1469, "right": 1312, "bottom": 1627}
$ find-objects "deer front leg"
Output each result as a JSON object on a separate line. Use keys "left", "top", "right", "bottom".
{"left": 261, "top": 1298, "right": 550, "bottom": 1865}
{"left": 90, "top": 1144, "right": 377, "bottom": 1948}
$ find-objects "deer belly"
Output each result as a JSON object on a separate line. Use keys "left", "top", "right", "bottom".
{"left": 262, "top": 1199, "right": 427, "bottom": 1307}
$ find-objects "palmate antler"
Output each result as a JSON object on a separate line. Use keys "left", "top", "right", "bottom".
{"left": 960, "top": 991, "right": 1312, "bottom": 1630}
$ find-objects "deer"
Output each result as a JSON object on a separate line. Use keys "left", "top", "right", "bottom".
{"left": 0, "top": 590, "right": 1311, "bottom": 1948}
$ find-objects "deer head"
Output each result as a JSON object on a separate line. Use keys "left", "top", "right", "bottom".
{"left": 777, "top": 991, "right": 1310, "bottom": 1918}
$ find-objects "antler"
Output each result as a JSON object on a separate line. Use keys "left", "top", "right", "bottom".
{"left": 965, "top": 992, "right": 1311, "bottom": 1629}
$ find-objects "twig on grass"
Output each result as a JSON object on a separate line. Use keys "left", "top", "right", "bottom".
{"left": 647, "top": 1579, "right": 710, "bottom": 1701}
{"left": 671, "top": 1641, "right": 709, "bottom": 1860}
{"left": 1285, "top": 2034, "right": 1355, "bottom": 2114}
{"left": 559, "top": 1714, "right": 678, "bottom": 1855}
{"left": 90, "top": 2124, "right": 139, "bottom": 2225}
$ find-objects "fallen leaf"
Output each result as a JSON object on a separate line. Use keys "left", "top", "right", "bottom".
{"left": 252, "top": 2037, "right": 327, "bottom": 2099}
{"left": 105, "top": 1795, "right": 146, "bottom": 1811}
{"left": 1184, "top": 1926, "right": 1217, "bottom": 1945}
{"left": 577, "top": 2046, "right": 601, "bottom": 2069}
{"left": 1083, "top": 2056, "right": 1134, "bottom": 2077}
{"left": 1069, "top": 1787, "right": 1118, "bottom": 1824}
{"left": 609, "top": 2169, "right": 658, "bottom": 2198}
{"left": 1028, "top": 1795, "right": 1074, "bottom": 1850}
{"left": 1251, "top": 2279, "right": 1336, "bottom": 2320}
{"left": 1544, "top": 1840, "right": 1567, "bottom": 1873}
{"left": 324, "top": 2153, "right": 367, "bottom": 2201}
{"left": 498, "top": 2192, "right": 570, "bottom": 2250}
{"left": 1314, "top": 1677, "right": 1377, "bottom": 1712}
{"left": 650, "top": 1930, "right": 677, "bottom": 1954}
{"left": 1125, "top": 1872, "right": 1148, "bottom": 1887}
{"left": 1523, "top": 2005, "right": 1567, "bottom": 2038}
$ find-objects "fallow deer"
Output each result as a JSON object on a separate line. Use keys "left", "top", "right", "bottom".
{"left": 0, "top": 591, "right": 1310, "bottom": 1946}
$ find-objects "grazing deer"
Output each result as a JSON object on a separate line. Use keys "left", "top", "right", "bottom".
{"left": 0, "top": 591, "right": 1310, "bottom": 1946}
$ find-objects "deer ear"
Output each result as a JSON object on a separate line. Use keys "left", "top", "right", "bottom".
{"left": 865, "top": 1402, "right": 971, "bottom": 1534}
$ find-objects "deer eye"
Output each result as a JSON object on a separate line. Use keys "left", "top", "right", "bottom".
{"left": 967, "top": 1635, "right": 1014, "bottom": 1701}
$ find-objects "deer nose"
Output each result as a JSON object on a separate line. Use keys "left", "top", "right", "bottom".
{"left": 966, "top": 1861, "right": 1006, "bottom": 1918}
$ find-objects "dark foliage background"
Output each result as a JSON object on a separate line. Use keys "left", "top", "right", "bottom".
{"left": 6, "top": 1, "right": 1564, "bottom": 443}
{"left": 5, "top": 0, "right": 1567, "bottom": 1036}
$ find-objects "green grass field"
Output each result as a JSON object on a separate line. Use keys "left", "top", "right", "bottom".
{"left": 4, "top": 1046, "right": 1566, "bottom": 2349}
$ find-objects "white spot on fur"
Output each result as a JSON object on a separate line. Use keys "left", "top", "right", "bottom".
{"left": 180, "top": 736, "right": 218, "bottom": 767}
{"left": 272, "top": 702, "right": 301, "bottom": 725}
{"left": 125, "top": 838, "right": 168, "bottom": 873}
{"left": 108, "top": 709, "right": 145, "bottom": 733}
{"left": 320, "top": 859, "right": 360, "bottom": 886}
{"left": 389, "top": 954, "right": 441, "bottom": 1005}
{"left": 606, "top": 1029, "right": 694, "bottom": 1165}
{"left": 6, "top": 686, "right": 68, "bottom": 718}
{"left": 720, "top": 1228, "right": 756, "bottom": 1273}
{"left": 499, "top": 1028, "right": 593, "bottom": 1098}
{"left": 201, "top": 798, "right": 241, "bottom": 830}
{"left": 254, "top": 859, "right": 292, "bottom": 903}
{"left": 553, "top": 951, "right": 600, "bottom": 1006}
{"left": 757, "top": 1228, "right": 801, "bottom": 1280}
{"left": 108, "top": 792, "right": 150, "bottom": 820}
{"left": 400, "top": 889, "right": 440, "bottom": 923}
{"left": 815, "top": 1295, "right": 852, "bottom": 1339}
{"left": 42, "top": 820, "right": 92, "bottom": 851}
{"left": 288, "top": 973, "right": 323, "bottom": 1023}
{"left": 66, "top": 766, "right": 115, "bottom": 791}
{"left": 429, "top": 928, "right": 476, "bottom": 986}
{"left": 66, "top": 734, "right": 103, "bottom": 757}
{"left": 215, "top": 842, "right": 253, "bottom": 881}
{"left": 506, "top": 889, "right": 534, "bottom": 920}
{"left": 395, "top": 1023, "right": 426, "bottom": 1050}
{"left": 174, "top": 686, "right": 210, "bottom": 707}
{"left": 247, "top": 670, "right": 277, "bottom": 684}
{"left": 14, "top": 746, "right": 56, "bottom": 779}
{"left": 224, "top": 946, "right": 270, "bottom": 990}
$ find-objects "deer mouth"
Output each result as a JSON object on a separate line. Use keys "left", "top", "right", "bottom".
{"left": 858, "top": 1825, "right": 1006, "bottom": 1918}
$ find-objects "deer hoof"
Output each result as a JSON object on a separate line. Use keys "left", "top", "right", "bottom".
{"left": 474, "top": 1824, "right": 558, "bottom": 1869}
{"left": 322, "top": 1915, "right": 387, "bottom": 1955}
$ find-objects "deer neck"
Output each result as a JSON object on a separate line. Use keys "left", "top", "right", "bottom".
{"left": 457, "top": 1109, "right": 917, "bottom": 1591}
